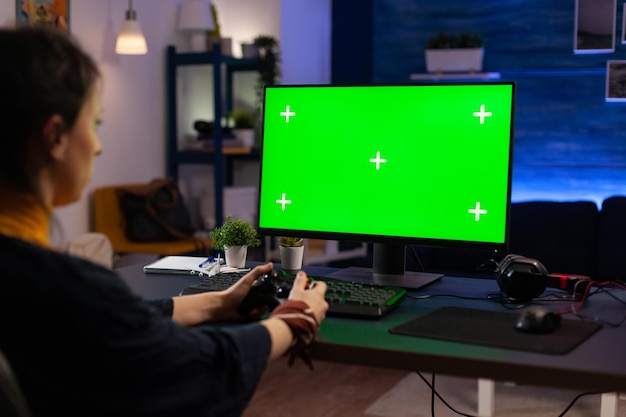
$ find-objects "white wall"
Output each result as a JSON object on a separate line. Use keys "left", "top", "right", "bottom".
{"left": 0, "top": 0, "right": 330, "bottom": 246}
{"left": 281, "top": 0, "right": 331, "bottom": 85}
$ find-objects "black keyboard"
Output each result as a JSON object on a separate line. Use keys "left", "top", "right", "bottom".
{"left": 180, "top": 271, "right": 407, "bottom": 319}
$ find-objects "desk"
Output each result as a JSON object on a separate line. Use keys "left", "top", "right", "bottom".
{"left": 116, "top": 263, "right": 626, "bottom": 394}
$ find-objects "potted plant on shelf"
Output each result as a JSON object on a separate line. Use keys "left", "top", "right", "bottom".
{"left": 279, "top": 236, "right": 305, "bottom": 272}
{"left": 253, "top": 34, "right": 280, "bottom": 88}
{"left": 425, "top": 32, "right": 484, "bottom": 73}
{"left": 241, "top": 42, "right": 259, "bottom": 59}
{"left": 252, "top": 34, "right": 280, "bottom": 145}
{"left": 230, "top": 108, "right": 255, "bottom": 148}
{"left": 205, "top": 3, "right": 232, "bottom": 56}
{"left": 209, "top": 215, "right": 261, "bottom": 267}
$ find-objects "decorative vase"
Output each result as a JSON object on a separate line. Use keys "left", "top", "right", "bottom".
{"left": 280, "top": 245, "right": 305, "bottom": 272}
{"left": 234, "top": 128, "right": 255, "bottom": 148}
{"left": 207, "top": 35, "right": 221, "bottom": 51}
{"left": 241, "top": 43, "right": 259, "bottom": 59}
{"left": 220, "top": 37, "right": 233, "bottom": 56}
{"left": 425, "top": 47, "right": 484, "bottom": 73}
{"left": 225, "top": 245, "right": 248, "bottom": 268}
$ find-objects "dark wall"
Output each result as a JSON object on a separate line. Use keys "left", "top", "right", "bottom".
{"left": 332, "top": 0, "right": 626, "bottom": 206}
{"left": 331, "top": 0, "right": 373, "bottom": 84}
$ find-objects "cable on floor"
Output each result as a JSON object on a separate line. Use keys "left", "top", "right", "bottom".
{"left": 414, "top": 371, "right": 602, "bottom": 417}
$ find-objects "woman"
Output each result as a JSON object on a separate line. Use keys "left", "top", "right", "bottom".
{"left": 0, "top": 26, "right": 328, "bottom": 417}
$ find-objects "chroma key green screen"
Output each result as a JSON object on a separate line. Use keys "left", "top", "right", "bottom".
{"left": 258, "top": 82, "right": 515, "bottom": 249}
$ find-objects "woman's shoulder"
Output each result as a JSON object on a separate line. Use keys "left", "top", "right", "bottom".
{"left": 0, "top": 233, "right": 128, "bottom": 297}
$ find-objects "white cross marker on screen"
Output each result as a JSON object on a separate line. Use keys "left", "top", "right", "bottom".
{"left": 468, "top": 202, "right": 487, "bottom": 221}
{"left": 472, "top": 104, "right": 493, "bottom": 124}
{"left": 276, "top": 193, "right": 292, "bottom": 211}
{"left": 280, "top": 105, "right": 296, "bottom": 123}
{"left": 369, "top": 151, "right": 387, "bottom": 170}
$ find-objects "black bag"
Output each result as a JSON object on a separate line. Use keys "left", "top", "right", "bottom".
{"left": 116, "top": 177, "right": 196, "bottom": 242}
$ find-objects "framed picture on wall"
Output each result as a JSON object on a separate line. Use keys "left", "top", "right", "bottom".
{"left": 16, "top": 0, "right": 70, "bottom": 31}
{"left": 622, "top": 3, "right": 626, "bottom": 44}
{"left": 574, "top": 0, "right": 616, "bottom": 54}
{"left": 605, "top": 61, "right": 626, "bottom": 102}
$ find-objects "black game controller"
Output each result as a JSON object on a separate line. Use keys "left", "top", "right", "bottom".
{"left": 237, "top": 270, "right": 293, "bottom": 316}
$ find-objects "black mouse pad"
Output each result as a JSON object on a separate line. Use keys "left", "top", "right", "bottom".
{"left": 389, "top": 306, "right": 602, "bottom": 355}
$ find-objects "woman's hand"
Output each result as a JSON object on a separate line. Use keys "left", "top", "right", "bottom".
{"left": 260, "top": 270, "right": 328, "bottom": 363}
{"left": 286, "top": 271, "right": 329, "bottom": 324}
{"left": 214, "top": 262, "right": 276, "bottom": 321}
{"left": 171, "top": 262, "right": 275, "bottom": 325}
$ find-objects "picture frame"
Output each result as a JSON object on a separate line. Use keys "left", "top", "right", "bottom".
{"left": 622, "top": 3, "right": 626, "bottom": 44}
{"left": 16, "top": 0, "right": 70, "bottom": 31}
{"left": 605, "top": 60, "right": 626, "bottom": 102}
{"left": 574, "top": 0, "right": 615, "bottom": 54}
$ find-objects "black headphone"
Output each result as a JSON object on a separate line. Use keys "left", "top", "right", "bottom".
{"left": 496, "top": 254, "right": 549, "bottom": 301}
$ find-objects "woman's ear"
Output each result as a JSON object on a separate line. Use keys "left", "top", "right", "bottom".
{"left": 43, "top": 114, "right": 68, "bottom": 162}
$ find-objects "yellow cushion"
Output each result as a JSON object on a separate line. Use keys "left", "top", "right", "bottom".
{"left": 93, "top": 184, "right": 211, "bottom": 256}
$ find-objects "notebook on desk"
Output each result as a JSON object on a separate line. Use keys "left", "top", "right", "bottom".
{"left": 142, "top": 256, "right": 242, "bottom": 276}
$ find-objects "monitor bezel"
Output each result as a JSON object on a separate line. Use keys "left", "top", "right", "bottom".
{"left": 256, "top": 81, "right": 516, "bottom": 253}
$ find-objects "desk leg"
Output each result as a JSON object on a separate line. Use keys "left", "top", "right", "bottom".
{"left": 477, "top": 378, "right": 495, "bottom": 417}
{"left": 600, "top": 392, "right": 618, "bottom": 417}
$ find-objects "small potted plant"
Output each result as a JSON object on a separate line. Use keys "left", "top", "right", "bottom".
{"left": 252, "top": 34, "right": 280, "bottom": 147}
{"left": 253, "top": 34, "right": 280, "bottom": 88}
{"left": 231, "top": 108, "right": 256, "bottom": 148}
{"left": 279, "top": 236, "right": 305, "bottom": 272}
{"left": 204, "top": 3, "right": 232, "bottom": 55}
{"left": 241, "top": 42, "right": 259, "bottom": 59}
{"left": 209, "top": 215, "right": 261, "bottom": 267}
{"left": 425, "top": 32, "right": 484, "bottom": 73}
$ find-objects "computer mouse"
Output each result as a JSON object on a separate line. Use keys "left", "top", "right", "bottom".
{"left": 514, "top": 305, "right": 561, "bottom": 333}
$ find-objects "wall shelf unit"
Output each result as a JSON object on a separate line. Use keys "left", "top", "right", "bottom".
{"left": 165, "top": 44, "right": 260, "bottom": 227}
{"left": 166, "top": 45, "right": 367, "bottom": 265}
{"left": 410, "top": 72, "right": 501, "bottom": 81}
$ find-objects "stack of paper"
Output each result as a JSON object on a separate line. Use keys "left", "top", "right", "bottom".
{"left": 143, "top": 256, "right": 248, "bottom": 276}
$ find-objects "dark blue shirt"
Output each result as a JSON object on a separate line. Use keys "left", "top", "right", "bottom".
{"left": 0, "top": 235, "right": 271, "bottom": 417}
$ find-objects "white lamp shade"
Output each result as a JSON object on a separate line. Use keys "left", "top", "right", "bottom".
{"left": 178, "top": 0, "right": 214, "bottom": 31}
{"left": 116, "top": 20, "right": 148, "bottom": 55}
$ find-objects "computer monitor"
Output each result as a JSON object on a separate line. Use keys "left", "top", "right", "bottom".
{"left": 257, "top": 81, "right": 516, "bottom": 289}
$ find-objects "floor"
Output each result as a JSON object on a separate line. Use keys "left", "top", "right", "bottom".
{"left": 242, "top": 359, "right": 626, "bottom": 417}
{"left": 241, "top": 360, "right": 408, "bottom": 417}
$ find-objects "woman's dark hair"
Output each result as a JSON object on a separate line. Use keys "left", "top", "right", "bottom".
{"left": 0, "top": 25, "right": 100, "bottom": 192}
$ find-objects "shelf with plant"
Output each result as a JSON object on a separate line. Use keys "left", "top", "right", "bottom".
{"left": 425, "top": 32, "right": 485, "bottom": 74}
{"left": 230, "top": 108, "right": 256, "bottom": 148}
{"left": 250, "top": 34, "right": 280, "bottom": 146}
{"left": 426, "top": 32, "right": 484, "bottom": 49}
{"left": 231, "top": 109, "right": 255, "bottom": 129}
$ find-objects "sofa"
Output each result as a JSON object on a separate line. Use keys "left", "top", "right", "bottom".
{"left": 331, "top": 196, "right": 626, "bottom": 283}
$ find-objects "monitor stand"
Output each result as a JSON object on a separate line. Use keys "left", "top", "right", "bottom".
{"left": 326, "top": 243, "right": 444, "bottom": 290}
{"left": 326, "top": 267, "right": 443, "bottom": 290}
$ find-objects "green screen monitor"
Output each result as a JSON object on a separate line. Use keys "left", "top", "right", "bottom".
{"left": 257, "top": 82, "right": 516, "bottom": 288}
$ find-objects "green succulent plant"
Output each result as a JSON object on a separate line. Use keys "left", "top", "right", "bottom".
{"left": 231, "top": 109, "right": 255, "bottom": 129}
{"left": 209, "top": 215, "right": 261, "bottom": 250}
{"left": 279, "top": 236, "right": 304, "bottom": 247}
{"left": 207, "top": 4, "right": 221, "bottom": 38}
{"left": 427, "top": 32, "right": 484, "bottom": 49}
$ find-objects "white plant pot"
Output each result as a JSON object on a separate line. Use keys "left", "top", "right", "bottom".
{"left": 220, "top": 37, "right": 233, "bottom": 56}
{"left": 425, "top": 48, "right": 484, "bottom": 73}
{"left": 224, "top": 245, "right": 248, "bottom": 268}
{"left": 280, "top": 245, "right": 305, "bottom": 271}
{"left": 241, "top": 43, "right": 259, "bottom": 59}
{"left": 234, "top": 128, "right": 255, "bottom": 148}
